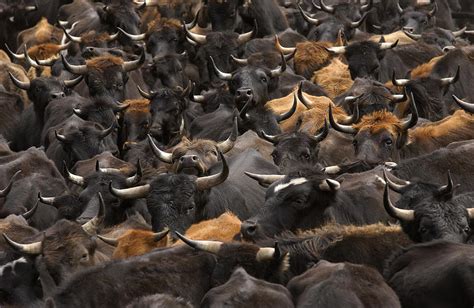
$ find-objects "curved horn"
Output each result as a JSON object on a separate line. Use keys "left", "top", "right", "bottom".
{"left": 117, "top": 27, "right": 146, "bottom": 41}
{"left": 323, "top": 165, "right": 341, "bottom": 175}
{"left": 390, "top": 92, "right": 407, "bottom": 103}
{"left": 99, "top": 122, "right": 115, "bottom": 139}
{"left": 107, "top": 31, "right": 119, "bottom": 41}
{"left": 392, "top": 71, "right": 410, "bottom": 87}
{"left": 192, "top": 94, "right": 206, "bottom": 102}
{"left": 328, "top": 105, "right": 356, "bottom": 134}
{"left": 2, "top": 234, "right": 42, "bottom": 255}
{"left": 175, "top": 231, "right": 223, "bottom": 253}
{"left": 427, "top": 2, "right": 437, "bottom": 18}
{"left": 403, "top": 30, "right": 421, "bottom": 40}
{"left": 269, "top": 52, "right": 287, "bottom": 78}
{"left": 361, "top": 0, "right": 372, "bottom": 12}
{"left": 438, "top": 170, "right": 455, "bottom": 196}
{"left": 125, "top": 160, "right": 142, "bottom": 186}
{"left": 260, "top": 130, "right": 281, "bottom": 144}
{"left": 338, "top": 103, "right": 359, "bottom": 125}
{"left": 349, "top": 12, "right": 369, "bottom": 29}
{"left": 81, "top": 193, "right": 105, "bottom": 235}
{"left": 122, "top": 50, "right": 145, "bottom": 72}
{"left": 153, "top": 229, "right": 169, "bottom": 242}
{"left": 22, "top": 200, "right": 39, "bottom": 220}
{"left": 452, "top": 26, "right": 467, "bottom": 37}
{"left": 256, "top": 247, "right": 276, "bottom": 261}
{"left": 38, "top": 192, "right": 56, "bottom": 206}
{"left": 326, "top": 45, "right": 347, "bottom": 55}
{"left": 210, "top": 57, "right": 233, "bottom": 81}
{"left": 380, "top": 40, "right": 399, "bottom": 50}
{"left": 400, "top": 92, "right": 419, "bottom": 131}
{"left": 8, "top": 72, "right": 30, "bottom": 90}
{"left": 97, "top": 235, "right": 118, "bottom": 246}
{"left": 319, "top": 179, "right": 341, "bottom": 191}
{"left": 61, "top": 25, "right": 82, "bottom": 43}
{"left": 237, "top": 27, "right": 255, "bottom": 45}
{"left": 64, "top": 162, "right": 85, "bottom": 187}
{"left": 276, "top": 93, "right": 297, "bottom": 123}
{"left": 195, "top": 151, "right": 229, "bottom": 191}
{"left": 440, "top": 66, "right": 460, "bottom": 86}
{"left": 55, "top": 130, "right": 68, "bottom": 143}
{"left": 217, "top": 117, "right": 238, "bottom": 153}
{"left": 137, "top": 85, "right": 154, "bottom": 100}
{"left": 64, "top": 75, "right": 83, "bottom": 88}
{"left": 297, "top": 81, "right": 313, "bottom": 109}
{"left": 298, "top": 4, "right": 320, "bottom": 25}
{"left": 319, "top": 0, "right": 335, "bottom": 13}
{"left": 0, "top": 170, "right": 21, "bottom": 197}
{"left": 275, "top": 35, "right": 296, "bottom": 55}
{"left": 61, "top": 54, "right": 87, "bottom": 75}
{"left": 23, "top": 46, "right": 40, "bottom": 69}
{"left": 109, "top": 182, "right": 150, "bottom": 200}
{"left": 5, "top": 44, "right": 25, "bottom": 60}
{"left": 184, "top": 7, "right": 199, "bottom": 29}
{"left": 244, "top": 172, "right": 284, "bottom": 185}
{"left": 147, "top": 135, "right": 173, "bottom": 163}
{"left": 453, "top": 94, "right": 474, "bottom": 113}
{"left": 230, "top": 54, "right": 248, "bottom": 66}
{"left": 311, "top": 119, "right": 329, "bottom": 143}
{"left": 383, "top": 169, "right": 409, "bottom": 193}
{"left": 396, "top": 0, "right": 404, "bottom": 14}
{"left": 183, "top": 22, "right": 207, "bottom": 45}
{"left": 383, "top": 183, "right": 414, "bottom": 221}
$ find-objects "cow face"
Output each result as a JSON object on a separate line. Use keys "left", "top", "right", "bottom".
{"left": 0, "top": 258, "right": 38, "bottom": 306}
{"left": 73, "top": 97, "right": 126, "bottom": 131}
{"left": 400, "top": 10, "right": 433, "bottom": 35}
{"left": 241, "top": 169, "right": 341, "bottom": 241}
{"left": 121, "top": 100, "right": 152, "bottom": 150}
{"left": 421, "top": 28, "right": 457, "bottom": 51}
{"left": 229, "top": 67, "right": 279, "bottom": 105}
{"left": 97, "top": 1, "right": 141, "bottom": 44}
{"left": 146, "top": 20, "right": 184, "bottom": 56}
{"left": 171, "top": 139, "right": 220, "bottom": 176}
{"left": 383, "top": 171, "right": 474, "bottom": 243}
{"left": 206, "top": 0, "right": 241, "bottom": 31}
{"left": 147, "top": 54, "right": 189, "bottom": 90}
{"left": 15, "top": 77, "right": 66, "bottom": 113}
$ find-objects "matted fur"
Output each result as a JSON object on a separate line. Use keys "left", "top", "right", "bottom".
{"left": 294, "top": 41, "right": 333, "bottom": 79}
{"left": 353, "top": 110, "right": 402, "bottom": 135}
{"left": 123, "top": 99, "right": 150, "bottom": 113}
{"left": 0, "top": 61, "right": 30, "bottom": 104}
{"left": 312, "top": 58, "right": 353, "bottom": 99}
{"left": 410, "top": 56, "right": 443, "bottom": 79}
{"left": 174, "top": 212, "right": 241, "bottom": 244}
{"left": 86, "top": 55, "right": 124, "bottom": 71}
{"left": 112, "top": 229, "right": 170, "bottom": 259}
{"left": 370, "top": 31, "right": 415, "bottom": 45}
{"left": 17, "top": 17, "right": 62, "bottom": 47}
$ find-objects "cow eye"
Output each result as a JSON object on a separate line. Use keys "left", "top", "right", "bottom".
{"left": 464, "top": 226, "right": 471, "bottom": 233}
{"left": 352, "top": 139, "right": 358, "bottom": 147}
{"left": 301, "top": 152, "right": 310, "bottom": 160}
{"left": 384, "top": 139, "right": 393, "bottom": 146}
{"left": 420, "top": 226, "right": 428, "bottom": 233}
{"left": 260, "top": 77, "right": 267, "bottom": 83}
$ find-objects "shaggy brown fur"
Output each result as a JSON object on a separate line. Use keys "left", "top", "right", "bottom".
{"left": 123, "top": 99, "right": 150, "bottom": 113}
{"left": 17, "top": 18, "right": 62, "bottom": 47}
{"left": 0, "top": 61, "right": 30, "bottom": 104}
{"left": 80, "top": 31, "right": 116, "bottom": 45}
{"left": 311, "top": 58, "right": 354, "bottom": 99}
{"left": 410, "top": 56, "right": 443, "bottom": 79}
{"left": 406, "top": 110, "right": 474, "bottom": 156}
{"left": 279, "top": 223, "right": 412, "bottom": 273}
{"left": 353, "top": 110, "right": 402, "bottom": 136}
{"left": 27, "top": 44, "right": 64, "bottom": 61}
{"left": 147, "top": 18, "right": 181, "bottom": 36}
{"left": 86, "top": 55, "right": 124, "bottom": 71}
{"left": 294, "top": 41, "right": 333, "bottom": 79}
{"left": 112, "top": 229, "right": 170, "bottom": 259}
{"left": 265, "top": 90, "right": 312, "bottom": 132}
{"left": 174, "top": 212, "right": 242, "bottom": 244}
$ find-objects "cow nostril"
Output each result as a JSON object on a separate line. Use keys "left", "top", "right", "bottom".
{"left": 246, "top": 90, "right": 252, "bottom": 96}
{"left": 180, "top": 157, "right": 185, "bottom": 162}
{"left": 192, "top": 156, "right": 198, "bottom": 161}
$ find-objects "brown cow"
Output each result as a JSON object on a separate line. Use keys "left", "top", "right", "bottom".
{"left": 121, "top": 99, "right": 152, "bottom": 151}
{"left": 16, "top": 17, "right": 63, "bottom": 48}
{"left": 311, "top": 58, "right": 354, "bottom": 99}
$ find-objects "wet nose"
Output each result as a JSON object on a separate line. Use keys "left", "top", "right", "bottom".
{"left": 236, "top": 88, "right": 253, "bottom": 100}
{"left": 241, "top": 220, "right": 258, "bottom": 238}
{"left": 403, "top": 26, "right": 414, "bottom": 33}
{"left": 180, "top": 155, "right": 199, "bottom": 164}
{"left": 51, "top": 92, "right": 66, "bottom": 99}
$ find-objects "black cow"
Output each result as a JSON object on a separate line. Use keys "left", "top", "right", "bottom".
{"left": 288, "top": 260, "right": 401, "bottom": 308}
{"left": 142, "top": 53, "right": 190, "bottom": 91}
{"left": 382, "top": 170, "right": 474, "bottom": 243}
{"left": 384, "top": 241, "right": 474, "bottom": 308}
{"left": 398, "top": 1, "right": 437, "bottom": 34}
{"left": 241, "top": 165, "right": 390, "bottom": 241}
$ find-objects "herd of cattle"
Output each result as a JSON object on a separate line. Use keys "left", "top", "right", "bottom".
{"left": 2, "top": 0, "right": 474, "bottom": 307}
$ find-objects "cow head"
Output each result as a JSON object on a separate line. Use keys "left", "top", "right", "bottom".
{"left": 148, "top": 117, "right": 237, "bottom": 176}
{"left": 406, "top": 27, "right": 465, "bottom": 52}
{"left": 72, "top": 96, "right": 129, "bottom": 130}
{"left": 121, "top": 99, "right": 152, "bottom": 151}
{"left": 137, "top": 84, "right": 191, "bottom": 145}
{"left": 64, "top": 161, "right": 141, "bottom": 227}
{"left": 241, "top": 167, "right": 341, "bottom": 241}
{"left": 62, "top": 53, "right": 145, "bottom": 102}
{"left": 398, "top": 1, "right": 437, "bottom": 35}
{"left": 326, "top": 40, "right": 398, "bottom": 80}
{"left": 144, "top": 53, "right": 189, "bottom": 90}
{"left": 176, "top": 232, "right": 289, "bottom": 286}
{"left": 204, "top": 0, "right": 241, "bottom": 32}
{"left": 184, "top": 24, "right": 254, "bottom": 86}
{"left": 97, "top": 0, "right": 141, "bottom": 45}
{"left": 382, "top": 170, "right": 474, "bottom": 243}
{"left": 109, "top": 152, "right": 229, "bottom": 233}
{"left": 3, "top": 194, "right": 105, "bottom": 284}
{"left": 328, "top": 92, "right": 419, "bottom": 164}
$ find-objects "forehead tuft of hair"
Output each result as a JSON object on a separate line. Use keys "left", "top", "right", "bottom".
{"left": 86, "top": 55, "right": 124, "bottom": 71}
{"left": 354, "top": 110, "right": 402, "bottom": 133}
{"left": 123, "top": 99, "right": 150, "bottom": 112}
{"left": 27, "top": 43, "right": 63, "bottom": 60}
{"left": 148, "top": 18, "right": 181, "bottom": 33}
{"left": 81, "top": 31, "right": 114, "bottom": 45}
{"left": 294, "top": 41, "right": 333, "bottom": 78}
